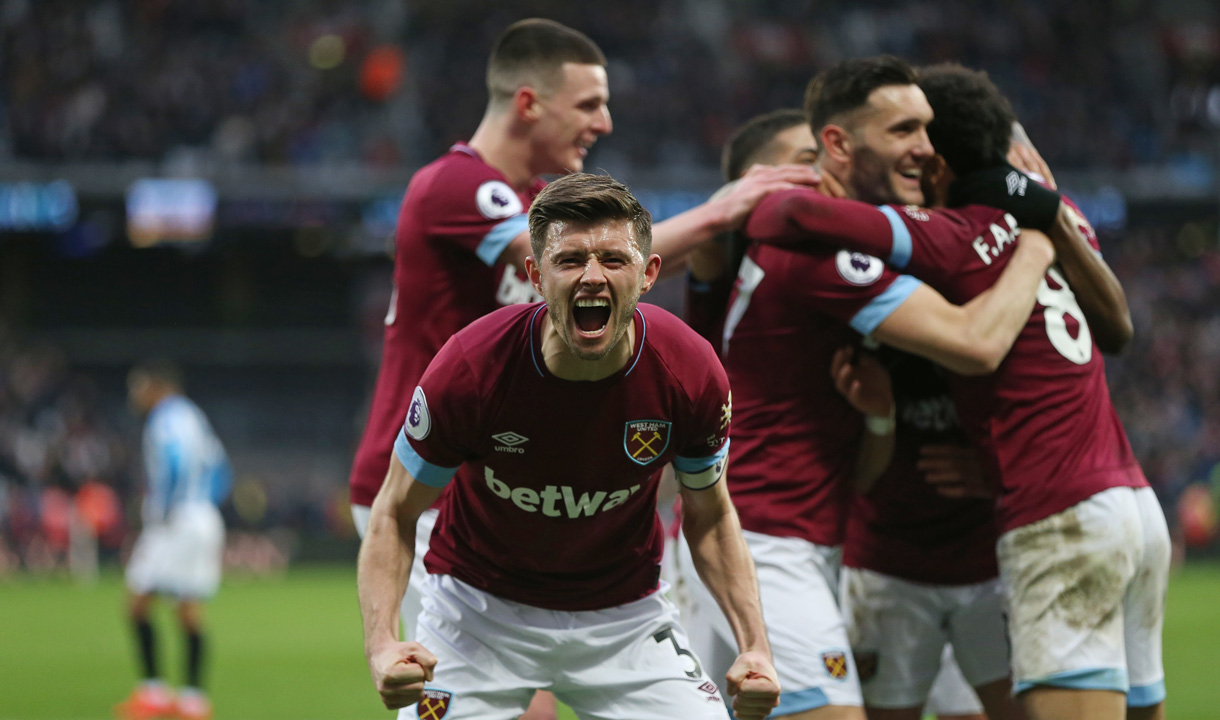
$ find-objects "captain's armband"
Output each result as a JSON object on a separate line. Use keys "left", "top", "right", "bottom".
{"left": 673, "top": 440, "right": 730, "bottom": 491}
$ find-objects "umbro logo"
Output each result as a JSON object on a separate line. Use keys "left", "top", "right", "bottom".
{"left": 492, "top": 431, "right": 528, "bottom": 453}
{"left": 1006, "top": 170, "right": 1028, "bottom": 197}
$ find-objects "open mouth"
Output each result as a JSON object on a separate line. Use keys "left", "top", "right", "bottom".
{"left": 573, "top": 298, "right": 611, "bottom": 336}
{"left": 898, "top": 168, "right": 921, "bottom": 182}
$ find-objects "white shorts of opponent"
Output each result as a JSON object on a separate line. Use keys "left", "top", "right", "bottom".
{"left": 997, "top": 486, "right": 1170, "bottom": 707}
{"left": 678, "top": 530, "right": 862, "bottom": 716}
{"left": 840, "top": 567, "right": 1008, "bottom": 709}
{"left": 924, "top": 645, "right": 985, "bottom": 717}
{"left": 352, "top": 505, "right": 437, "bottom": 643}
{"left": 126, "top": 503, "right": 225, "bottom": 599}
{"left": 402, "top": 574, "right": 729, "bottom": 720}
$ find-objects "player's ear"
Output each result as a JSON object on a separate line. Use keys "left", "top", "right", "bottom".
{"left": 525, "top": 255, "right": 544, "bottom": 293}
{"left": 639, "top": 254, "right": 662, "bottom": 295}
{"left": 820, "top": 124, "right": 852, "bottom": 165}
{"left": 515, "top": 86, "right": 543, "bottom": 123}
{"left": 923, "top": 154, "right": 953, "bottom": 205}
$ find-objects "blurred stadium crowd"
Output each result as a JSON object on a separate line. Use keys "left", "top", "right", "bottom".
{"left": 2, "top": 0, "right": 1217, "bottom": 172}
{"left": 1, "top": 0, "right": 1219, "bottom": 573}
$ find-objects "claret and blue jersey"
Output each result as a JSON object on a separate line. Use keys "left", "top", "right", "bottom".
{"left": 394, "top": 302, "right": 731, "bottom": 612}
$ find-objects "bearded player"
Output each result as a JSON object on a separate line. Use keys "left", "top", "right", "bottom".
{"left": 746, "top": 63, "right": 1167, "bottom": 720}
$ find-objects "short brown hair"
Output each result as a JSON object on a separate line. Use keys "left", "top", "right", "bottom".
{"left": 487, "top": 19, "right": 606, "bottom": 108}
{"left": 722, "top": 109, "right": 808, "bottom": 181}
{"left": 805, "top": 55, "right": 918, "bottom": 148}
{"left": 528, "top": 174, "right": 652, "bottom": 259}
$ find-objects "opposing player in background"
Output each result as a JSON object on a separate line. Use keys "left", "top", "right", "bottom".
{"left": 679, "top": 56, "right": 1055, "bottom": 720}
{"left": 358, "top": 174, "right": 780, "bottom": 720}
{"left": 347, "top": 23, "right": 815, "bottom": 720}
{"left": 116, "top": 359, "right": 232, "bottom": 720}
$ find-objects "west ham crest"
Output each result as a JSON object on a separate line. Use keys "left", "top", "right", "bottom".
{"left": 624, "top": 419, "right": 672, "bottom": 465}
{"left": 416, "top": 689, "right": 453, "bottom": 720}
{"left": 822, "top": 651, "right": 849, "bottom": 681}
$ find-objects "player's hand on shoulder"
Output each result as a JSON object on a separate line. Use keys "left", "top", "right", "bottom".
{"left": 367, "top": 640, "right": 437, "bottom": 709}
{"left": 1006, "top": 125, "right": 1057, "bottom": 189}
{"left": 715, "top": 163, "right": 823, "bottom": 231}
{"left": 830, "top": 346, "right": 894, "bottom": 419}
{"left": 725, "top": 651, "right": 781, "bottom": 720}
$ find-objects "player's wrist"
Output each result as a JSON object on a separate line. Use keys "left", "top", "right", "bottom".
{"left": 865, "top": 406, "right": 896, "bottom": 435}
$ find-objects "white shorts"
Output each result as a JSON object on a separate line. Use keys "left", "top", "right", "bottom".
{"left": 402, "top": 574, "right": 729, "bottom": 720}
{"left": 924, "top": 646, "right": 985, "bottom": 717}
{"left": 678, "top": 530, "right": 862, "bottom": 716}
{"left": 352, "top": 504, "right": 437, "bottom": 643}
{"left": 841, "top": 567, "right": 1008, "bottom": 709}
{"left": 126, "top": 503, "right": 224, "bottom": 599}
{"left": 997, "top": 486, "right": 1169, "bottom": 705}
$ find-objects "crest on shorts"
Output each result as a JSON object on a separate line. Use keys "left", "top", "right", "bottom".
{"left": 624, "top": 419, "right": 671, "bottom": 465}
{"left": 823, "top": 651, "right": 849, "bottom": 681}
{"left": 416, "top": 689, "right": 453, "bottom": 720}
{"left": 853, "top": 650, "right": 878, "bottom": 683}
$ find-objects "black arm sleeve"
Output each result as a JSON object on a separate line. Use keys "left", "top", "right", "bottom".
{"left": 947, "top": 163, "right": 1062, "bottom": 232}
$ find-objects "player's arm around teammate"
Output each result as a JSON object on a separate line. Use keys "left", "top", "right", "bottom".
{"left": 869, "top": 229, "right": 1056, "bottom": 375}
{"left": 678, "top": 459, "right": 782, "bottom": 720}
{"left": 950, "top": 115, "right": 1133, "bottom": 354}
{"left": 358, "top": 456, "right": 441, "bottom": 710}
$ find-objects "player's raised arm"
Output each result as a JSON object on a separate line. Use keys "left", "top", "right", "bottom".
{"left": 947, "top": 162, "right": 1134, "bottom": 355}
{"left": 744, "top": 187, "right": 899, "bottom": 259}
{"left": 1046, "top": 203, "right": 1133, "bottom": 353}
{"left": 358, "top": 450, "right": 444, "bottom": 710}
{"left": 650, "top": 164, "right": 823, "bottom": 277}
{"left": 870, "top": 229, "right": 1056, "bottom": 375}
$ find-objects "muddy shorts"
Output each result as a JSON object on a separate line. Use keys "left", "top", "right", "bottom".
{"left": 997, "top": 486, "right": 1169, "bottom": 706}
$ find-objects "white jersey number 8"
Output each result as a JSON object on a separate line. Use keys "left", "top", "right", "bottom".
{"left": 1036, "top": 266, "right": 1092, "bottom": 365}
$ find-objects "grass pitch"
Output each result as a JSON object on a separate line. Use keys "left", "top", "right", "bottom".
{"left": 2, "top": 564, "right": 1217, "bottom": 719}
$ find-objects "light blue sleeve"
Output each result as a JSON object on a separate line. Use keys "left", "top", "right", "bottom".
{"left": 674, "top": 438, "right": 731, "bottom": 474}
{"left": 394, "top": 428, "right": 459, "bottom": 488}
{"left": 849, "top": 275, "right": 923, "bottom": 336}
{"left": 878, "top": 205, "right": 913, "bottom": 269}
{"left": 476, "top": 214, "right": 529, "bottom": 267}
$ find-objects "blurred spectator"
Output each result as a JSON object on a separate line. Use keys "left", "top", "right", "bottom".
{"left": 2, "top": 0, "right": 1214, "bottom": 174}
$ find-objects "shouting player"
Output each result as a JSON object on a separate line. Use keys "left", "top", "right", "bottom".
{"left": 348, "top": 27, "right": 814, "bottom": 720}
{"left": 358, "top": 174, "right": 781, "bottom": 720}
